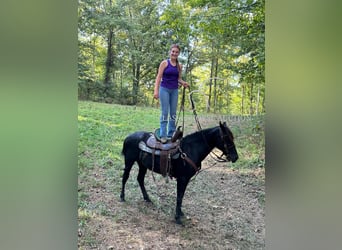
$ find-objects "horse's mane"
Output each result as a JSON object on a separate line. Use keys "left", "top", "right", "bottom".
{"left": 182, "top": 126, "right": 219, "bottom": 144}
{"left": 182, "top": 124, "right": 234, "bottom": 145}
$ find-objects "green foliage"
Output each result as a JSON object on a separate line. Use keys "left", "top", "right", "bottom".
{"left": 78, "top": 0, "right": 265, "bottom": 114}
{"left": 230, "top": 115, "right": 265, "bottom": 169}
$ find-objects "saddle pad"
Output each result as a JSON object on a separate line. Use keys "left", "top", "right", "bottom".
{"left": 138, "top": 141, "right": 179, "bottom": 159}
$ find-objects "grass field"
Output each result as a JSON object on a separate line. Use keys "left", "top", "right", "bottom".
{"left": 78, "top": 101, "right": 265, "bottom": 249}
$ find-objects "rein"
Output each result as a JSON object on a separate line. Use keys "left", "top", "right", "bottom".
{"left": 178, "top": 87, "right": 225, "bottom": 161}
{"left": 176, "top": 87, "right": 186, "bottom": 132}
{"left": 189, "top": 90, "right": 202, "bottom": 131}
{"left": 188, "top": 90, "right": 230, "bottom": 163}
{"left": 173, "top": 86, "right": 232, "bottom": 182}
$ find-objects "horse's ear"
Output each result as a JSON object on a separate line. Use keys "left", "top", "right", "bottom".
{"left": 219, "top": 121, "right": 223, "bottom": 126}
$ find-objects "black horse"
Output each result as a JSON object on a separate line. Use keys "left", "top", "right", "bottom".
{"left": 120, "top": 121, "right": 238, "bottom": 224}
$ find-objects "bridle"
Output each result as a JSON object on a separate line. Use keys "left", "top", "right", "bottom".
{"left": 186, "top": 125, "right": 235, "bottom": 181}
{"left": 218, "top": 124, "right": 235, "bottom": 162}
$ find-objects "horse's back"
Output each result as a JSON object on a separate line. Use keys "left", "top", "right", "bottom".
{"left": 122, "top": 131, "right": 151, "bottom": 155}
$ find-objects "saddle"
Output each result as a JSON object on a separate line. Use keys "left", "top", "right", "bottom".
{"left": 146, "top": 136, "right": 179, "bottom": 151}
{"left": 138, "top": 127, "right": 183, "bottom": 177}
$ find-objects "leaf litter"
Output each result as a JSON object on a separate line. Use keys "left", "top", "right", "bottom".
{"left": 78, "top": 157, "right": 265, "bottom": 250}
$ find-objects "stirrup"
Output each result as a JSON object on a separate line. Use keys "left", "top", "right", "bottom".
{"left": 160, "top": 137, "right": 168, "bottom": 144}
{"left": 155, "top": 129, "right": 168, "bottom": 143}
{"left": 154, "top": 128, "right": 162, "bottom": 142}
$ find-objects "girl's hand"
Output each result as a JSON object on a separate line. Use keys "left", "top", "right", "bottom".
{"left": 182, "top": 82, "right": 189, "bottom": 88}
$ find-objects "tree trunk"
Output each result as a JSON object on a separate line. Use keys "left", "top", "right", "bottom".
{"left": 256, "top": 85, "right": 260, "bottom": 115}
{"left": 241, "top": 84, "right": 245, "bottom": 114}
{"left": 213, "top": 57, "right": 219, "bottom": 113}
{"left": 249, "top": 82, "right": 254, "bottom": 115}
{"left": 103, "top": 27, "right": 114, "bottom": 97}
{"left": 132, "top": 62, "right": 140, "bottom": 105}
{"left": 207, "top": 42, "right": 215, "bottom": 113}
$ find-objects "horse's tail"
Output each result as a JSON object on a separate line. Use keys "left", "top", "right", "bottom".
{"left": 121, "top": 136, "right": 132, "bottom": 156}
{"left": 121, "top": 131, "right": 145, "bottom": 157}
{"left": 121, "top": 139, "right": 127, "bottom": 156}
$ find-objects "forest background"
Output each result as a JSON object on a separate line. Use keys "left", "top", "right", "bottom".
{"left": 78, "top": 0, "right": 264, "bottom": 115}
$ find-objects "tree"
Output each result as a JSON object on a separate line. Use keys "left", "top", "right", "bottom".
{"left": 78, "top": 0, "right": 265, "bottom": 114}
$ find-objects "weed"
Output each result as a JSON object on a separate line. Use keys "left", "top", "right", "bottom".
{"left": 78, "top": 208, "right": 93, "bottom": 225}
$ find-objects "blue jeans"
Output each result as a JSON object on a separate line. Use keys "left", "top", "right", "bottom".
{"left": 159, "top": 86, "right": 179, "bottom": 138}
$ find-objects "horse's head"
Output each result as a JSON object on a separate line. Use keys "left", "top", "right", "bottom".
{"left": 217, "top": 121, "right": 239, "bottom": 163}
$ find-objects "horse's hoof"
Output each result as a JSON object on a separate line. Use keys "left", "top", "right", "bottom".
{"left": 175, "top": 218, "right": 183, "bottom": 225}
{"left": 120, "top": 197, "right": 125, "bottom": 202}
{"left": 144, "top": 197, "right": 152, "bottom": 203}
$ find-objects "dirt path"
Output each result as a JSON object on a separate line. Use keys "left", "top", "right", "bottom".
{"left": 78, "top": 157, "right": 265, "bottom": 250}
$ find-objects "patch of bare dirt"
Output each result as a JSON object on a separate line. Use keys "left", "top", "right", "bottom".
{"left": 78, "top": 157, "right": 265, "bottom": 250}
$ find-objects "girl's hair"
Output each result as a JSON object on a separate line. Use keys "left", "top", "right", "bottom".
{"left": 170, "top": 44, "right": 181, "bottom": 52}
{"left": 170, "top": 44, "right": 181, "bottom": 73}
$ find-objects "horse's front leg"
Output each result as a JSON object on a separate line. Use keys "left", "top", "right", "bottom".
{"left": 175, "top": 176, "right": 189, "bottom": 224}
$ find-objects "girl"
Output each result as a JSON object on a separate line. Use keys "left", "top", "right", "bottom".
{"left": 153, "top": 44, "right": 189, "bottom": 143}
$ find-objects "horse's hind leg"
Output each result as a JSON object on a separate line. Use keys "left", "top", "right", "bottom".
{"left": 120, "top": 158, "right": 134, "bottom": 202}
{"left": 137, "top": 162, "right": 151, "bottom": 202}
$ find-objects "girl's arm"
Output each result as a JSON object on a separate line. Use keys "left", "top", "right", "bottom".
{"left": 153, "top": 60, "right": 167, "bottom": 99}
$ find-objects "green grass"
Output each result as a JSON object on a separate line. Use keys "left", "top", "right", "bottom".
{"left": 78, "top": 101, "right": 265, "bottom": 249}
{"left": 78, "top": 100, "right": 264, "bottom": 172}
{"left": 78, "top": 100, "right": 265, "bottom": 209}
{"left": 78, "top": 101, "right": 160, "bottom": 171}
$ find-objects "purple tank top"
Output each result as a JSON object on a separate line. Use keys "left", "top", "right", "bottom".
{"left": 160, "top": 59, "right": 179, "bottom": 89}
